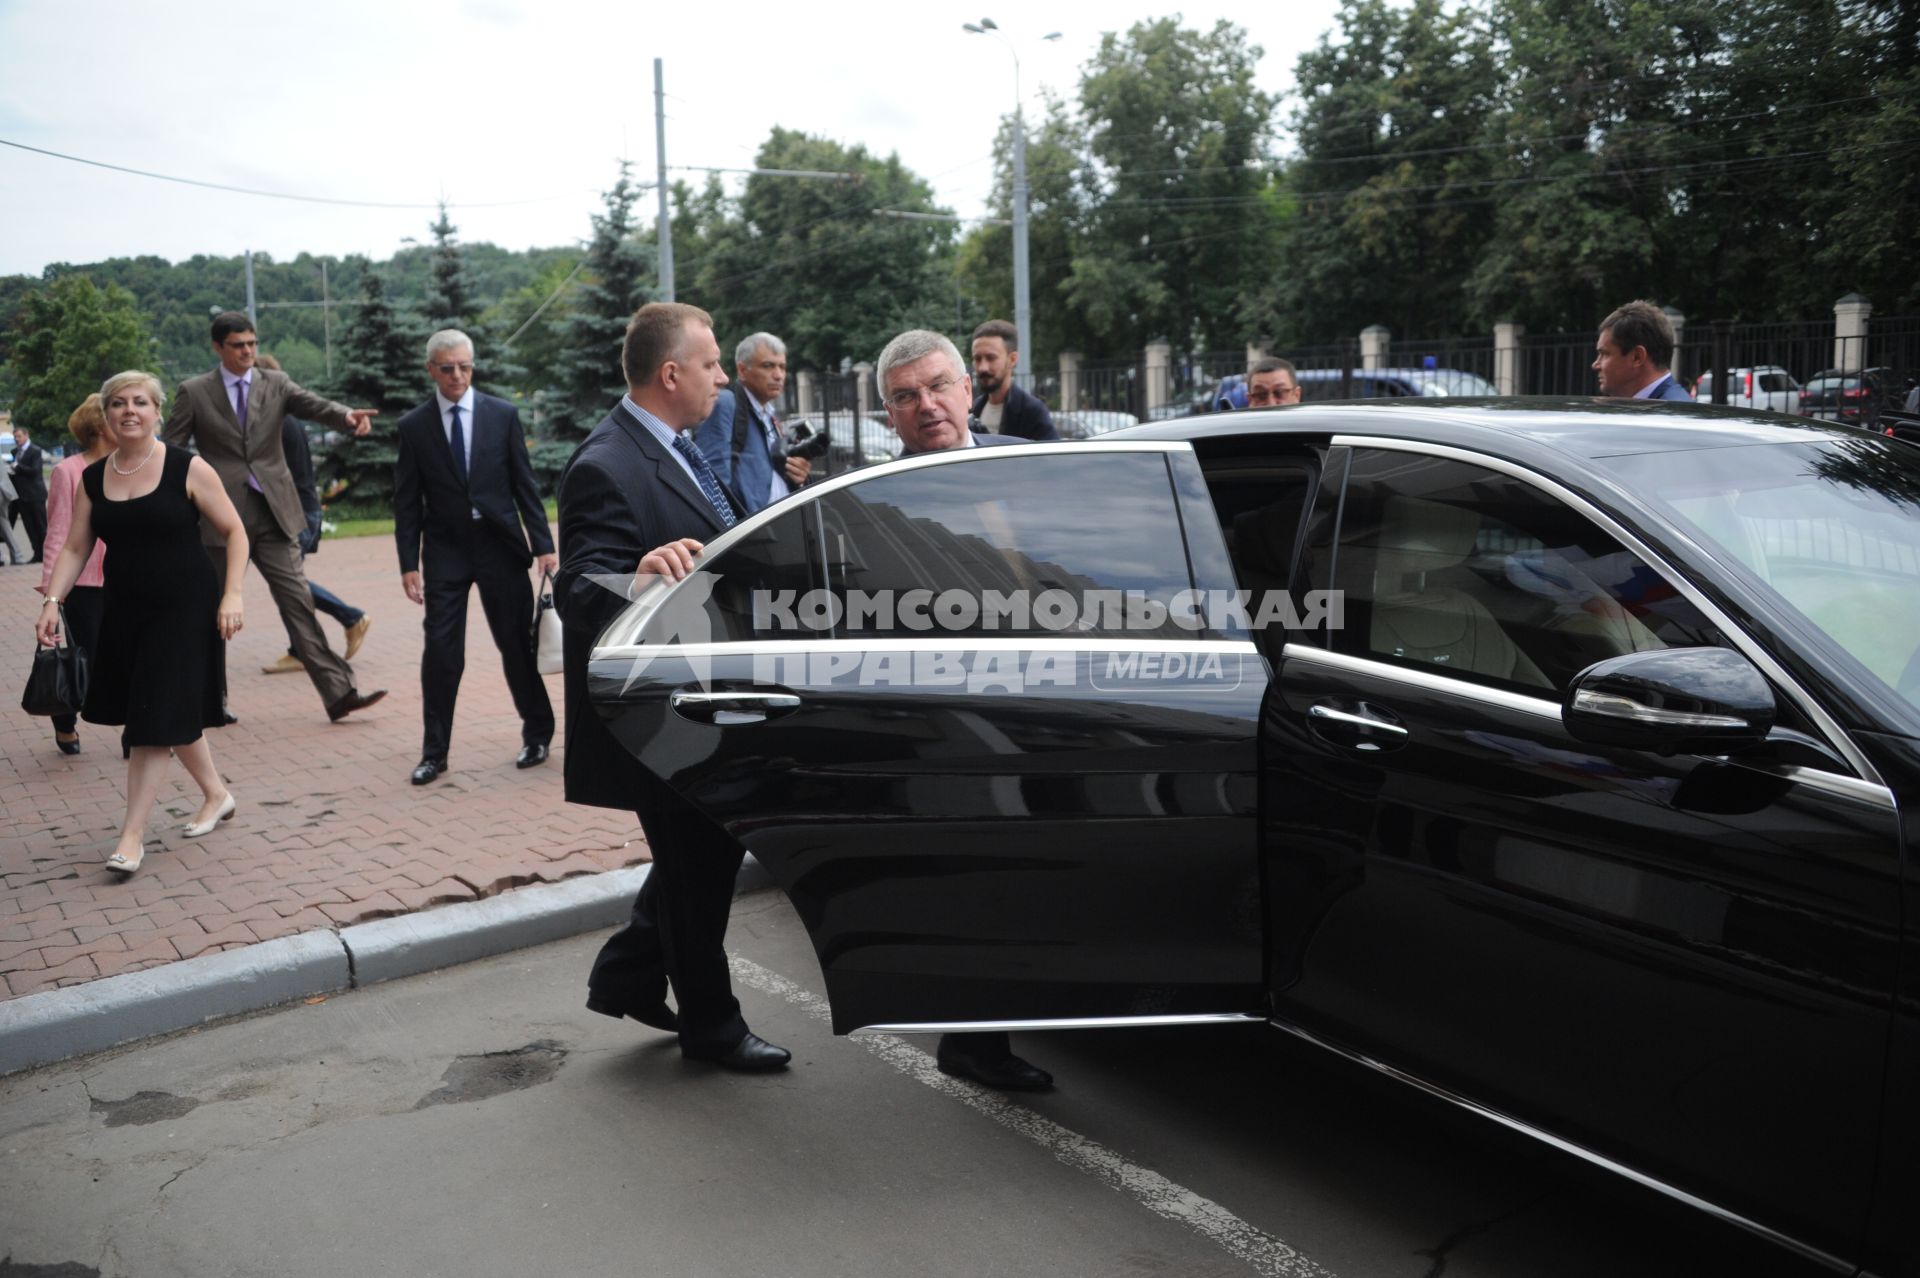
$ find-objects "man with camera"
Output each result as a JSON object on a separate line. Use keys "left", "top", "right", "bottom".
{"left": 692, "top": 332, "right": 816, "bottom": 517}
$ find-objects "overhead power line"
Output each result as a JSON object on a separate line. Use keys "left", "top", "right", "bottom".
{"left": 0, "top": 137, "right": 562, "bottom": 210}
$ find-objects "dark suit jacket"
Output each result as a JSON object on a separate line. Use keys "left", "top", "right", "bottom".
{"left": 393, "top": 392, "right": 553, "bottom": 576}
{"left": 281, "top": 419, "right": 325, "bottom": 554}
{"left": 555, "top": 400, "right": 744, "bottom": 809}
{"left": 10, "top": 442, "right": 46, "bottom": 503}
{"left": 1645, "top": 375, "right": 1694, "bottom": 403}
{"left": 691, "top": 382, "right": 795, "bottom": 517}
{"left": 164, "top": 366, "right": 354, "bottom": 541}
{"left": 969, "top": 382, "right": 1059, "bottom": 441}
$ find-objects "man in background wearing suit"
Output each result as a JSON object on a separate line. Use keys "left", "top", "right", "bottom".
{"left": 968, "top": 319, "right": 1059, "bottom": 440}
{"left": 692, "top": 331, "right": 812, "bottom": 517}
{"left": 164, "top": 312, "right": 387, "bottom": 722}
{"left": 877, "top": 328, "right": 1051, "bottom": 1092}
{"left": 9, "top": 423, "right": 48, "bottom": 561}
{"left": 1593, "top": 300, "right": 1695, "bottom": 401}
{"left": 556, "top": 302, "right": 791, "bottom": 1073}
{"left": 393, "top": 330, "right": 557, "bottom": 785}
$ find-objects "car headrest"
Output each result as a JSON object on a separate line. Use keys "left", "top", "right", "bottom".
{"left": 1372, "top": 495, "right": 1481, "bottom": 587}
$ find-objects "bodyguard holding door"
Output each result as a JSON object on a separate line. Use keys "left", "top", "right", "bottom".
{"left": 393, "top": 330, "right": 557, "bottom": 785}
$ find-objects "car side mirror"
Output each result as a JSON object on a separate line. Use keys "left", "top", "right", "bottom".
{"left": 1563, "top": 647, "right": 1774, "bottom": 755}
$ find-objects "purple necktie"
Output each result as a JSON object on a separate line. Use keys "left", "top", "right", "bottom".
{"left": 235, "top": 379, "right": 263, "bottom": 493}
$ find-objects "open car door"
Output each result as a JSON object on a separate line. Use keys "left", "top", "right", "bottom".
{"left": 589, "top": 444, "right": 1269, "bottom": 1034}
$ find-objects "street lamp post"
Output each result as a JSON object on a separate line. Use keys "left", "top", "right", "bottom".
{"left": 964, "top": 18, "right": 1060, "bottom": 390}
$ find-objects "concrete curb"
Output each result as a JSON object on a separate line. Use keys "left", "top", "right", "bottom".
{"left": 0, "top": 856, "right": 776, "bottom": 1078}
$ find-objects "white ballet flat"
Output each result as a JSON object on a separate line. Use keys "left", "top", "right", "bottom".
{"left": 183, "top": 792, "right": 237, "bottom": 838}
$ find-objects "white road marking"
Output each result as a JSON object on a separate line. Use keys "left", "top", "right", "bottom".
{"left": 730, "top": 955, "right": 1337, "bottom": 1278}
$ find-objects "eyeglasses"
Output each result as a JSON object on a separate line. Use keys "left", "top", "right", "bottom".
{"left": 433, "top": 362, "right": 475, "bottom": 376}
{"left": 222, "top": 337, "right": 258, "bottom": 350}
{"left": 884, "top": 375, "right": 962, "bottom": 411}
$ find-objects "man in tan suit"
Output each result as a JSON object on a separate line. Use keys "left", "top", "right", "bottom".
{"left": 164, "top": 312, "right": 387, "bottom": 721}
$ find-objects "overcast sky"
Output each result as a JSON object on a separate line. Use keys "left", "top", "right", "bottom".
{"left": 0, "top": 0, "right": 1343, "bottom": 280}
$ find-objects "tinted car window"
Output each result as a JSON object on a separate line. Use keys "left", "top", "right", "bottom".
{"left": 640, "top": 503, "right": 821, "bottom": 644}
{"left": 1331, "top": 449, "right": 1725, "bottom": 692}
{"left": 814, "top": 452, "right": 1197, "bottom": 640}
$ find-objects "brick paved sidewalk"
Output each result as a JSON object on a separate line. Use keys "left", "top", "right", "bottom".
{"left": 1, "top": 525, "right": 648, "bottom": 1000}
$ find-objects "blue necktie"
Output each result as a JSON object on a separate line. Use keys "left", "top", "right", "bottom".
{"left": 671, "top": 433, "right": 737, "bottom": 528}
{"left": 448, "top": 405, "right": 468, "bottom": 484}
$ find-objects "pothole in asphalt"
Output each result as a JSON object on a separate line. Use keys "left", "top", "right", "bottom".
{"left": 413, "top": 1040, "right": 568, "bottom": 1110}
{"left": 89, "top": 1090, "right": 201, "bottom": 1128}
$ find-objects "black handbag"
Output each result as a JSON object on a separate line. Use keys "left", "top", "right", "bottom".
{"left": 21, "top": 604, "right": 90, "bottom": 718}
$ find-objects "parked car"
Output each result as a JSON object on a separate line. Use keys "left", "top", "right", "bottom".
{"left": 1800, "top": 366, "right": 1899, "bottom": 425}
{"left": 1691, "top": 365, "right": 1799, "bottom": 413}
{"left": 1053, "top": 409, "right": 1141, "bottom": 439}
{"left": 781, "top": 410, "right": 899, "bottom": 473}
{"left": 590, "top": 398, "right": 1920, "bottom": 1273}
{"left": 1295, "top": 367, "right": 1501, "bottom": 400}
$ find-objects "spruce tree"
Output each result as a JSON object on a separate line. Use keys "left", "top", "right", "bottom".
{"left": 331, "top": 272, "right": 421, "bottom": 509}
{"left": 547, "top": 161, "right": 652, "bottom": 442}
{"left": 423, "top": 201, "right": 478, "bottom": 333}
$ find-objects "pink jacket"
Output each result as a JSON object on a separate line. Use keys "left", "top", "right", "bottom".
{"left": 38, "top": 454, "right": 107, "bottom": 594}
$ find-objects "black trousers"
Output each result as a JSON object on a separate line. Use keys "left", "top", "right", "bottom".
{"left": 18, "top": 497, "right": 46, "bottom": 561}
{"left": 51, "top": 584, "right": 104, "bottom": 735}
{"left": 588, "top": 773, "right": 749, "bottom": 1055}
{"left": 419, "top": 524, "right": 553, "bottom": 762}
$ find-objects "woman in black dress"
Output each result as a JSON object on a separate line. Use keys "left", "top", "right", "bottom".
{"left": 34, "top": 370, "right": 250, "bottom": 875}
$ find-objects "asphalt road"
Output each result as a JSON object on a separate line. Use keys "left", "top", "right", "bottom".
{"left": 0, "top": 888, "right": 1828, "bottom": 1278}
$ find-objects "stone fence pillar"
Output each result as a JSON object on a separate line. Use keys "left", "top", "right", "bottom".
{"left": 1361, "top": 324, "right": 1391, "bottom": 372}
{"left": 1494, "top": 322, "right": 1525, "bottom": 396}
{"left": 795, "top": 370, "right": 817, "bottom": 418}
{"left": 853, "top": 362, "right": 875, "bottom": 420}
{"left": 1059, "top": 349, "right": 1082, "bottom": 411}
{"left": 1144, "top": 339, "right": 1172, "bottom": 419}
{"left": 1835, "top": 294, "right": 1872, "bottom": 371}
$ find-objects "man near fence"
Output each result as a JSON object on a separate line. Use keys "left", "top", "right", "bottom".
{"left": 969, "top": 319, "right": 1059, "bottom": 440}
{"left": 691, "top": 331, "right": 811, "bottom": 517}
{"left": 1245, "top": 356, "right": 1302, "bottom": 408}
{"left": 876, "top": 328, "right": 1050, "bottom": 1091}
{"left": 1593, "top": 301, "right": 1693, "bottom": 401}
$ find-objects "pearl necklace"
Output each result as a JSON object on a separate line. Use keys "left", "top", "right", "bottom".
{"left": 109, "top": 440, "right": 160, "bottom": 476}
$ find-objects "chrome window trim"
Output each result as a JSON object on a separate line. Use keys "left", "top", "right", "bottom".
{"left": 1282, "top": 644, "right": 1894, "bottom": 810}
{"left": 852, "top": 1012, "right": 1265, "bottom": 1035}
{"left": 1284, "top": 643, "right": 1564, "bottom": 721}
{"left": 595, "top": 637, "right": 1259, "bottom": 662}
{"left": 1327, "top": 433, "right": 1885, "bottom": 788}
{"left": 1267, "top": 1016, "right": 1854, "bottom": 1274}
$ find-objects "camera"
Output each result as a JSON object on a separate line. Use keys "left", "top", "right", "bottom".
{"left": 773, "top": 422, "right": 832, "bottom": 468}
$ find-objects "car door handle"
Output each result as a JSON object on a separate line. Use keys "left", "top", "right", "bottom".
{"left": 670, "top": 690, "right": 802, "bottom": 725}
{"left": 1307, "top": 701, "right": 1409, "bottom": 752}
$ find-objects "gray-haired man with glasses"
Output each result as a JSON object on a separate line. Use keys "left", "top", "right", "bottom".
{"left": 872, "top": 329, "right": 1051, "bottom": 1092}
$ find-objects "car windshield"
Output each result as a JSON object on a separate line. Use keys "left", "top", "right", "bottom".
{"left": 1413, "top": 370, "right": 1500, "bottom": 396}
{"left": 1603, "top": 438, "right": 1920, "bottom": 721}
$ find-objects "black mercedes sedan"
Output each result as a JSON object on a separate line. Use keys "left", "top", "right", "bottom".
{"left": 589, "top": 399, "right": 1920, "bottom": 1275}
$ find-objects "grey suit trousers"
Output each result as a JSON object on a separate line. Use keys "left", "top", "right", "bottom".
{"left": 209, "top": 490, "right": 355, "bottom": 709}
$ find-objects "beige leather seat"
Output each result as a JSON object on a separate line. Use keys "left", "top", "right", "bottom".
{"left": 1364, "top": 496, "right": 1552, "bottom": 688}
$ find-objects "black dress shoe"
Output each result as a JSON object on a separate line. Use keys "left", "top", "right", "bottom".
{"left": 516, "top": 742, "right": 550, "bottom": 769}
{"left": 686, "top": 1032, "right": 791, "bottom": 1072}
{"left": 410, "top": 758, "right": 448, "bottom": 786}
{"left": 327, "top": 688, "right": 388, "bottom": 722}
{"left": 54, "top": 733, "right": 81, "bottom": 756}
{"left": 585, "top": 994, "right": 680, "bottom": 1033}
{"left": 937, "top": 1044, "right": 1054, "bottom": 1092}
{"left": 221, "top": 710, "right": 240, "bottom": 726}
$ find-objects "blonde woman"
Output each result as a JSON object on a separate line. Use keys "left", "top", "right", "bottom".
{"left": 34, "top": 371, "right": 249, "bottom": 874}
{"left": 35, "top": 394, "right": 115, "bottom": 754}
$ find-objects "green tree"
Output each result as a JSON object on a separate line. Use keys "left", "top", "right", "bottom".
{"left": 331, "top": 272, "right": 419, "bottom": 508}
{"left": 681, "top": 128, "right": 956, "bottom": 372}
{"left": 1068, "top": 19, "right": 1278, "bottom": 354}
{"left": 5, "top": 275, "right": 155, "bottom": 438}
{"left": 422, "top": 201, "right": 478, "bottom": 332}
{"left": 547, "top": 161, "right": 653, "bottom": 443}
{"left": 1277, "top": 0, "right": 1500, "bottom": 342}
